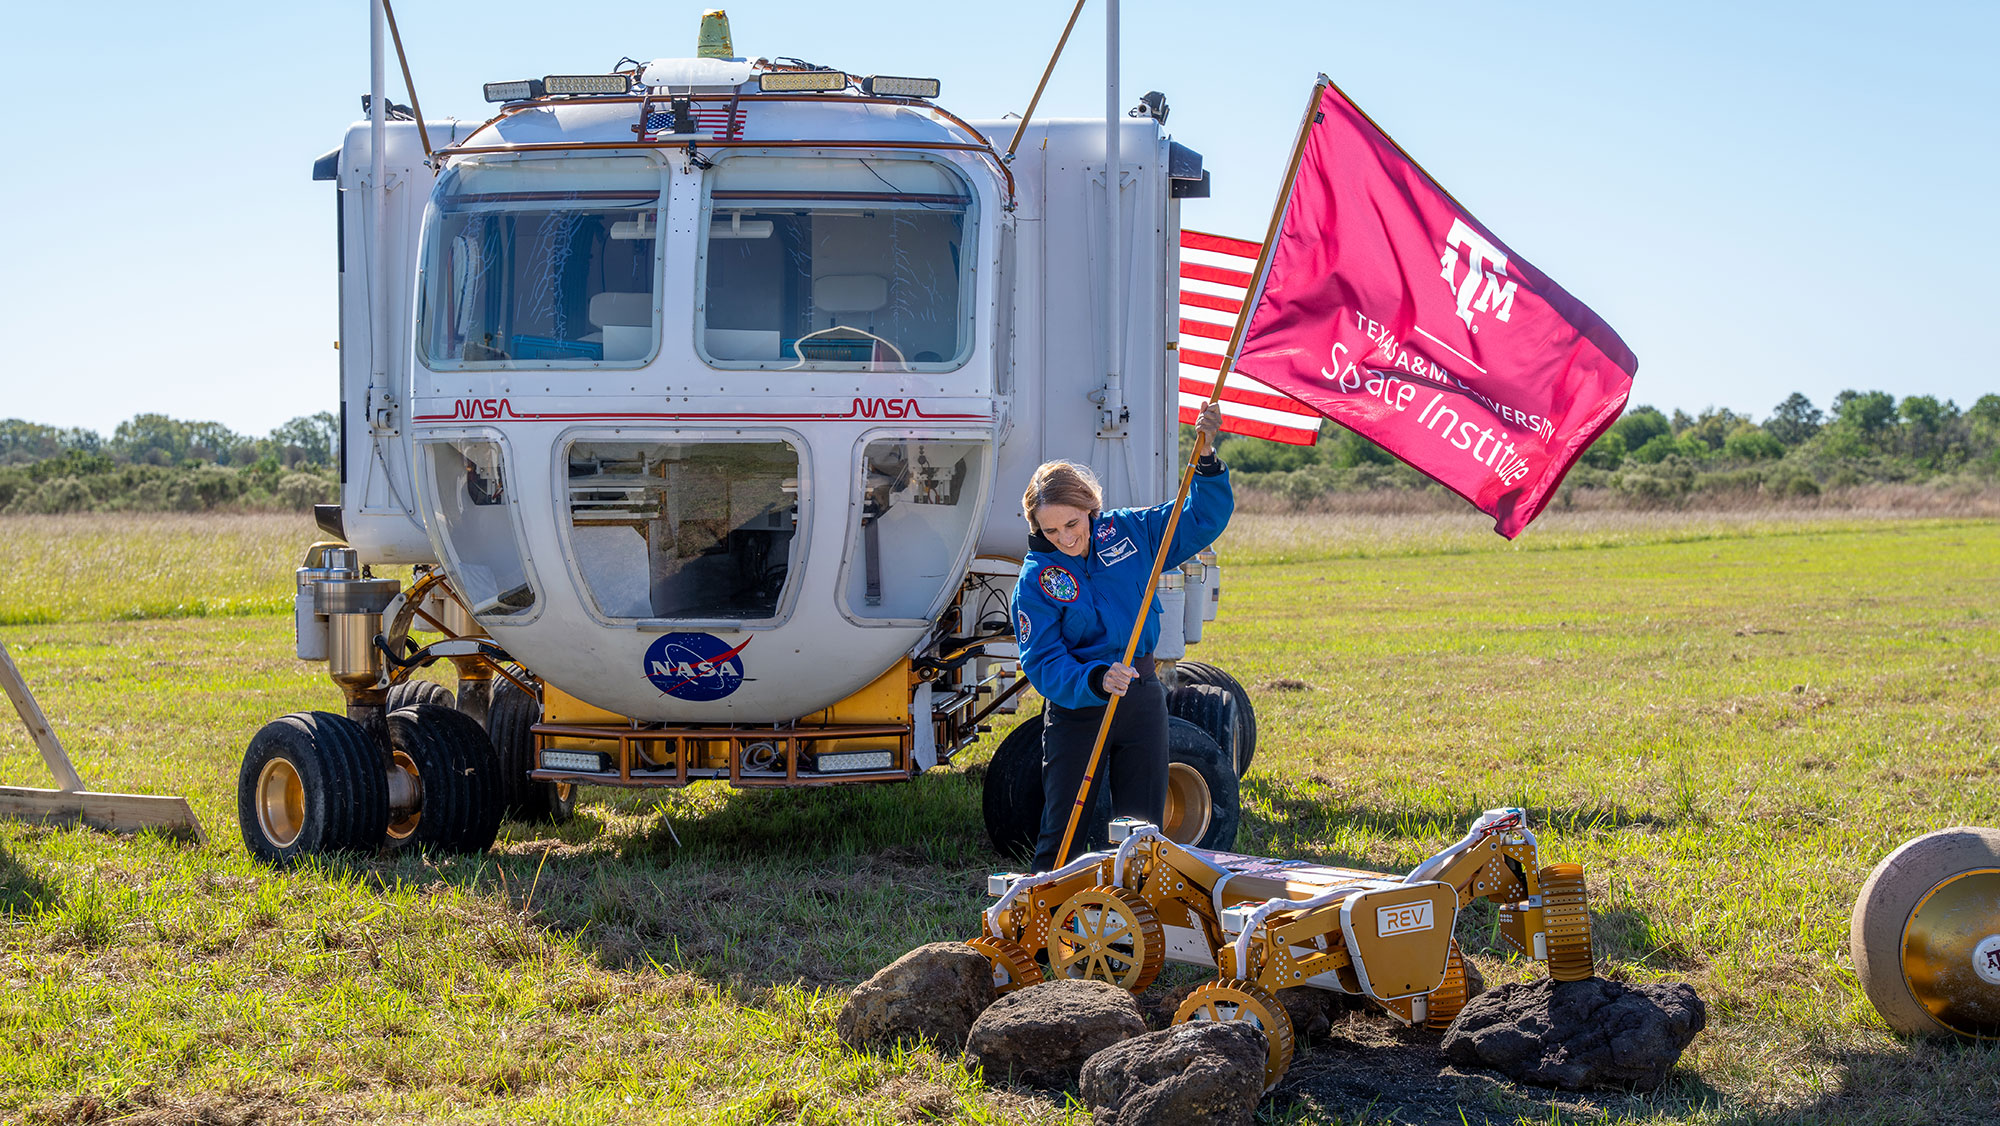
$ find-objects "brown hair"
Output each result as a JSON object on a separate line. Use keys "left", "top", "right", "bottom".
{"left": 1022, "top": 460, "right": 1104, "bottom": 532}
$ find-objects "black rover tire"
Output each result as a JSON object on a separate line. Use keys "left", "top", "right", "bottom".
{"left": 238, "top": 710, "right": 388, "bottom": 866}
{"left": 385, "top": 704, "right": 504, "bottom": 854}
{"left": 1173, "top": 661, "right": 1257, "bottom": 776}
{"left": 1167, "top": 684, "right": 1237, "bottom": 777}
{"left": 1164, "top": 716, "right": 1239, "bottom": 851}
{"left": 981, "top": 711, "right": 1239, "bottom": 859}
{"left": 489, "top": 676, "right": 575, "bottom": 824}
{"left": 982, "top": 713, "right": 1048, "bottom": 862}
{"left": 386, "top": 678, "right": 455, "bottom": 715}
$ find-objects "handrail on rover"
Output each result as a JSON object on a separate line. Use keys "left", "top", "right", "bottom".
{"left": 441, "top": 92, "right": 1018, "bottom": 207}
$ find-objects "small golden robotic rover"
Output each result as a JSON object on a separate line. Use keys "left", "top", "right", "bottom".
{"left": 971, "top": 807, "right": 1595, "bottom": 1089}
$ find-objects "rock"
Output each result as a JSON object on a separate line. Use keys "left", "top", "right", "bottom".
{"left": 1464, "top": 958, "right": 1487, "bottom": 1001}
{"left": 965, "top": 979, "right": 1147, "bottom": 1089}
{"left": 1141, "top": 981, "right": 1199, "bottom": 1031}
{"left": 1277, "top": 986, "right": 1336, "bottom": 1042}
{"left": 1440, "top": 977, "right": 1705, "bottom": 1091}
{"left": 1080, "top": 1022, "right": 1267, "bottom": 1126}
{"left": 837, "top": 942, "right": 997, "bottom": 1052}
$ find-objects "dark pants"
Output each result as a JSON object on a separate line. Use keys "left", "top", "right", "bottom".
{"left": 1033, "top": 673, "right": 1168, "bottom": 871}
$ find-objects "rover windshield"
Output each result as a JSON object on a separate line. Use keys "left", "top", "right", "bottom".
{"left": 697, "top": 156, "right": 975, "bottom": 372}
{"left": 417, "top": 156, "right": 664, "bottom": 368}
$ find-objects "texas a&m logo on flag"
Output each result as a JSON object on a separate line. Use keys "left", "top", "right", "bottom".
{"left": 1225, "top": 78, "right": 1638, "bottom": 538}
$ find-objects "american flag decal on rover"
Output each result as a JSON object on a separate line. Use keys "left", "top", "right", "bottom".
{"left": 641, "top": 103, "right": 748, "bottom": 139}
{"left": 1177, "top": 230, "right": 1324, "bottom": 446}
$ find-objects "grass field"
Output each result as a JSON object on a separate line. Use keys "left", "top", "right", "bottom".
{"left": 1, "top": 511, "right": 1996, "bottom": 1124}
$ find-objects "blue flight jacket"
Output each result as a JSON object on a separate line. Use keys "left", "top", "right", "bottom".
{"left": 1011, "top": 467, "right": 1233, "bottom": 710}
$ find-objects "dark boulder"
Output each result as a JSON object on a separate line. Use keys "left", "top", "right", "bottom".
{"left": 1440, "top": 977, "right": 1705, "bottom": 1091}
{"left": 1080, "top": 1021, "right": 1268, "bottom": 1126}
{"left": 965, "top": 979, "right": 1147, "bottom": 1089}
{"left": 837, "top": 942, "right": 997, "bottom": 1052}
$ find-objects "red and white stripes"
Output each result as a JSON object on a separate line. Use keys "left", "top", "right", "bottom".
{"left": 1176, "top": 229, "right": 1322, "bottom": 446}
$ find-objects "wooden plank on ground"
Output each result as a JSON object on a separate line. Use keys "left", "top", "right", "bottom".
{"left": 0, "top": 787, "right": 207, "bottom": 845}
{"left": 0, "top": 641, "right": 86, "bottom": 792}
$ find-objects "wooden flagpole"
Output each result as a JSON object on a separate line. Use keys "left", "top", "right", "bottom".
{"left": 1052, "top": 77, "right": 1329, "bottom": 867}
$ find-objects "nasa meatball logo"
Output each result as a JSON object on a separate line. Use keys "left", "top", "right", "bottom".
{"left": 642, "top": 632, "right": 751, "bottom": 701}
{"left": 1095, "top": 519, "right": 1116, "bottom": 543}
{"left": 1016, "top": 610, "right": 1031, "bottom": 643}
{"left": 1039, "top": 566, "right": 1079, "bottom": 603}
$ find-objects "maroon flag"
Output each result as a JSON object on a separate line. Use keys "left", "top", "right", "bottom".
{"left": 1231, "top": 79, "right": 1638, "bottom": 538}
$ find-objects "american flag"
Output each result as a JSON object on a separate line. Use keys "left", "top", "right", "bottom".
{"left": 642, "top": 104, "right": 748, "bottom": 139}
{"left": 1177, "top": 229, "right": 1323, "bottom": 446}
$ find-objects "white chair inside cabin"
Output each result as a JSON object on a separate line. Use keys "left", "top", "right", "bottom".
{"left": 584, "top": 291, "right": 654, "bottom": 361}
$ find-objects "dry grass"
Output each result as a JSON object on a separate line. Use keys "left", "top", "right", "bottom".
{"left": 0, "top": 513, "right": 324, "bottom": 625}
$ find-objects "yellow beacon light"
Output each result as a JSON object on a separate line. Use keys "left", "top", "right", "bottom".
{"left": 698, "top": 10, "right": 734, "bottom": 59}
{"left": 758, "top": 70, "right": 848, "bottom": 93}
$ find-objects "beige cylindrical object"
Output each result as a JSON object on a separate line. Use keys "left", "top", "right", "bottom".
{"left": 317, "top": 577, "right": 401, "bottom": 695}
{"left": 442, "top": 595, "right": 487, "bottom": 638}
{"left": 328, "top": 613, "right": 383, "bottom": 693}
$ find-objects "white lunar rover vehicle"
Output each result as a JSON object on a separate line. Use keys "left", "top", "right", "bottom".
{"left": 238, "top": 10, "right": 1261, "bottom": 863}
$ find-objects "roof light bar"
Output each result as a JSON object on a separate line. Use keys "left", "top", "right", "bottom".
{"left": 544, "top": 73, "right": 632, "bottom": 96}
{"left": 483, "top": 79, "right": 544, "bottom": 103}
{"left": 862, "top": 75, "right": 941, "bottom": 99}
{"left": 758, "top": 70, "right": 847, "bottom": 93}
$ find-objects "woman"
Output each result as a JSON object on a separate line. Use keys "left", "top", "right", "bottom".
{"left": 1010, "top": 402, "right": 1233, "bottom": 871}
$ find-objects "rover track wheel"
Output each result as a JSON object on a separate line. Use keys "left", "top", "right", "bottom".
{"left": 385, "top": 678, "right": 455, "bottom": 714}
{"left": 237, "top": 711, "right": 388, "bottom": 866}
{"left": 966, "top": 936, "right": 1042, "bottom": 994}
{"left": 1851, "top": 826, "right": 2000, "bottom": 1039}
{"left": 1173, "top": 979, "right": 1295, "bottom": 1092}
{"left": 385, "top": 704, "right": 503, "bottom": 854}
{"left": 1538, "top": 863, "right": 1595, "bottom": 981}
{"left": 982, "top": 713, "right": 1057, "bottom": 861}
{"left": 488, "top": 676, "right": 574, "bottom": 823}
{"left": 1163, "top": 717, "right": 1239, "bottom": 851}
{"left": 1049, "top": 886, "right": 1164, "bottom": 991}
{"left": 1427, "top": 940, "right": 1471, "bottom": 1031}
{"left": 1173, "top": 660, "right": 1257, "bottom": 775}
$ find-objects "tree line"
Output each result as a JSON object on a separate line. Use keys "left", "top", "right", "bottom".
{"left": 0, "top": 412, "right": 340, "bottom": 514}
{"left": 1213, "top": 389, "right": 2000, "bottom": 506}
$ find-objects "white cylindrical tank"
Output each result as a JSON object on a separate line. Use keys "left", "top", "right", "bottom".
{"left": 1180, "top": 559, "right": 1206, "bottom": 643}
{"left": 1154, "top": 572, "right": 1186, "bottom": 660}
{"left": 1197, "top": 548, "right": 1221, "bottom": 622}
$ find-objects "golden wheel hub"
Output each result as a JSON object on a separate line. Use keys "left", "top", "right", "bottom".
{"left": 385, "top": 748, "right": 422, "bottom": 841}
{"left": 1160, "top": 762, "right": 1211, "bottom": 844}
{"left": 1902, "top": 867, "right": 2000, "bottom": 1038}
{"left": 1049, "top": 886, "right": 1164, "bottom": 991}
{"left": 1173, "top": 979, "right": 1296, "bottom": 1092}
{"left": 254, "top": 758, "right": 306, "bottom": 849}
{"left": 966, "top": 935, "right": 1042, "bottom": 994}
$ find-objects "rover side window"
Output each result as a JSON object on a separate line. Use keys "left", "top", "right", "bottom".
{"left": 697, "top": 157, "right": 975, "bottom": 372}
{"left": 843, "top": 439, "right": 985, "bottom": 621}
{"left": 423, "top": 439, "right": 537, "bottom": 619}
{"left": 565, "top": 440, "right": 800, "bottom": 623}
{"left": 419, "top": 157, "right": 663, "bottom": 367}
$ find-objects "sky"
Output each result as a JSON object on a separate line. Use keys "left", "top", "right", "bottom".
{"left": 1, "top": 1, "right": 1994, "bottom": 438}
